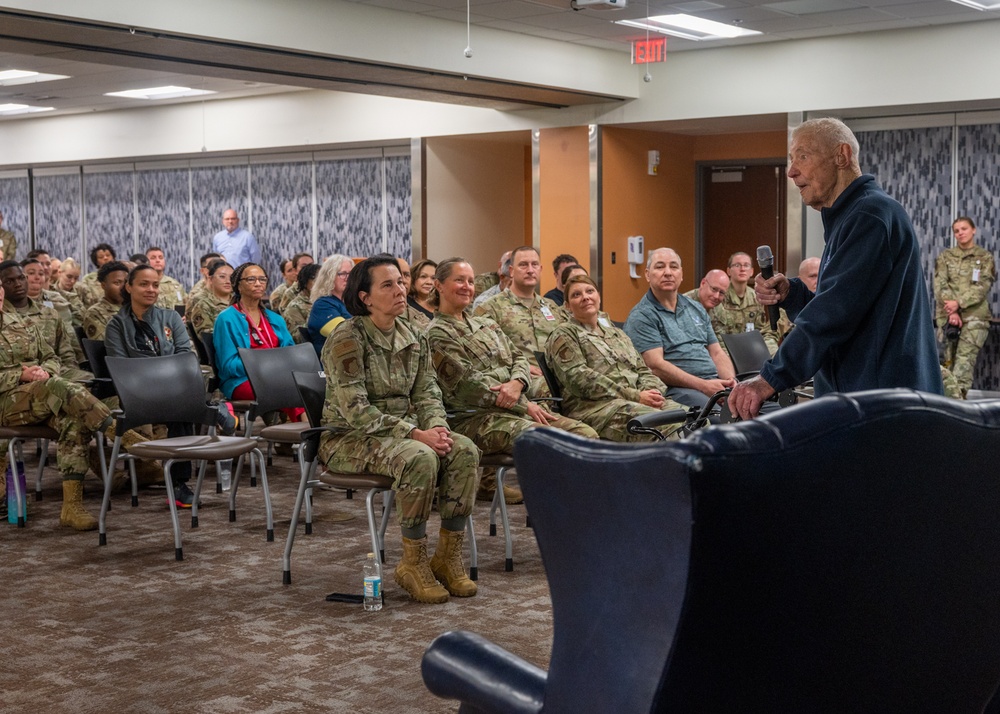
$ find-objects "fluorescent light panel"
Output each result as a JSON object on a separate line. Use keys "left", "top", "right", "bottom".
{"left": 0, "top": 69, "right": 69, "bottom": 86}
{"left": 104, "top": 85, "right": 216, "bottom": 100}
{"left": 946, "top": 0, "right": 1000, "bottom": 8}
{"left": 0, "top": 103, "right": 56, "bottom": 115}
{"left": 616, "top": 13, "right": 761, "bottom": 40}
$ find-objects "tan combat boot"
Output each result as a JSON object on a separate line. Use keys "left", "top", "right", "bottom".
{"left": 430, "top": 528, "right": 477, "bottom": 597}
{"left": 59, "top": 479, "right": 98, "bottom": 531}
{"left": 476, "top": 468, "right": 523, "bottom": 505}
{"left": 394, "top": 536, "right": 449, "bottom": 604}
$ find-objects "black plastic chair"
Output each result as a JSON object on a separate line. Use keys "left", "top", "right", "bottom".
{"left": 101, "top": 352, "right": 272, "bottom": 561}
{"left": 283, "top": 370, "right": 479, "bottom": 589}
{"left": 423, "top": 390, "right": 1000, "bottom": 713}
{"left": 722, "top": 330, "right": 806, "bottom": 405}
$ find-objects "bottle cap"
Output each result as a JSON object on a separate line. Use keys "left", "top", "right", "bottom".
{"left": 367, "top": 552, "right": 375, "bottom": 558}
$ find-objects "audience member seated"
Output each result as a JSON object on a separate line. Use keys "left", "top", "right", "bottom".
{"left": 306, "top": 253, "right": 353, "bottom": 357}
{"left": 283, "top": 262, "right": 318, "bottom": 343}
{"left": 624, "top": 247, "right": 737, "bottom": 409}
{"left": 186, "top": 259, "right": 232, "bottom": 338}
{"left": 145, "top": 246, "right": 187, "bottom": 309}
{"left": 426, "top": 258, "right": 598, "bottom": 504}
{"left": 54, "top": 257, "right": 86, "bottom": 326}
{"left": 407, "top": 258, "right": 437, "bottom": 325}
{"left": 6, "top": 260, "right": 91, "bottom": 383}
{"left": 0, "top": 277, "right": 112, "bottom": 531}
{"left": 541, "top": 253, "right": 578, "bottom": 306}
{"left": 319, "top": 255, "right": 479, "bottom": 604}
{"left": 184, "top": 251, "right": 222, "bottom": 312}
{"left": 214, "top": 262, "right": 303, "bottom": 423}
{"left": 82, "top": 261, "right": 129, "bottom": 341}
{"left": 711, "top": 251, "right": 779, "bottom": 356}
{"left": 683, "top": 268, "right": 729, "bottom": 313}
{"left": 275, "top": 252, "right": 314, "bottom": 314}
{"left": 77, "top": 242, "right": 117, "bottom": 308}
{"left": 546, "top": 275, "right": 685, "bottom": 441}
{"left": 471, "top": 250, "right": 511, "bottom": 310}
{"left": 473, "top": 246, "right": 564, "bottom": 398}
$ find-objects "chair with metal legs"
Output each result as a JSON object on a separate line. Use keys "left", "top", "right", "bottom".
{"left": 0, "top": 425, "right": 58, "bottom": 527}
{"left": 101, "top": 352, "right": 272, "bottom": 561}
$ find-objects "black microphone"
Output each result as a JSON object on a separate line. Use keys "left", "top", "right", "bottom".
{"left": 756, "top": 245, "right": 779, "bottom": 332}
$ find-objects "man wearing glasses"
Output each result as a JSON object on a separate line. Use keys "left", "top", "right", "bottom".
{"left": 211, "top": 209, "right": 261, "bottom": 267}
{"left": 711, "top": 251, "right": 780, "bottom": 356}
{"left": 683, "top": 268, "right": 730, "bottom": 314}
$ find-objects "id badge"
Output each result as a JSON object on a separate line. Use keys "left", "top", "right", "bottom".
{"left": 745, "top": 322, "right": 754, "bottom": 332}
{"left": 540, "top": 305, "right": 555, "bottom": 321}
{"left": 973, "top": 268, "right": 981, "bottom": 283}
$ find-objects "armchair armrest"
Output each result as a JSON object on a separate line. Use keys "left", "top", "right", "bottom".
{"left": 627, "top": 408, "right": 692, "bottom": 440}
{"left": 422, "top": 631, "right": 545, "bottom": 714}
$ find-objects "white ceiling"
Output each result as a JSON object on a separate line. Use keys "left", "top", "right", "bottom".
{"left": 1, "top": 1, "right": 998, "bottom": 118}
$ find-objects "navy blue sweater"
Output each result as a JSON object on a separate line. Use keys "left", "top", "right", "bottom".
{"left": 761, "top": 175, "right": 943, "bottom": 396}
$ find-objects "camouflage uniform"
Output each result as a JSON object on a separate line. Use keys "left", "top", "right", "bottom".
{"left": 472, "top": 288, "right": 565, "bottom": 397}
{"left": 318, "top": 317, "right": 479, "bottom": 530}
{"left": 187, "top": 290, "right": 229, "bottom": 338}
{"left": 935, "top": 244, "right": 996, "bottom": 397}
{"left": 155, "top": 274, "right": 187, "bottom": 310}
{"left": 0, "top": 310, "right": 110, "bottom": 478}
{"left": 7, "top": 297, "right": 92, "bottom": 383}
{"left": 711, "top": 285, "right": 779, "bottom": 356}
{"left": 275, "top": 284, "right": 303, "bottom": 314}
{"left": 54, "top": 286, "right": 86, "bottom": 327}
{"left": 399, "top": 304, "right": 431, "bottom": 334}
{"left": 269, "top": 283, "right": 291, "bottom": 311}
{"left": 282, "top": 292, "right": 313, "bottom": 344}
{"left": 426, "top": 312, "right": 598, "bottom": 454}
{"left": 0, "top": 228, "right": 15, "bottom": 261}
{"left": 76, "top": 272, "right": 103, "bottom": 309}
{"left": 82, "top": 298, "right": 123, "bottom": 341}
{"left": 184, "top": 280, "right": 208, "bottom": 314}
{"left": 40, "top": 289, "right": 85, "bottom": 364}
{"left": 473, "top": 271, "right": 499, "bottom": 299}
{"left": 545, "top": 317, "right": 684, "bottom": 441}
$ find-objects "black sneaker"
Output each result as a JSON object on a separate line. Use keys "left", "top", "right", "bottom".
{"left": 217, "top": 403, "right": 239, "bottom": 436}
{"left": 168, "top": 482, "right": 199, "bottom": 509}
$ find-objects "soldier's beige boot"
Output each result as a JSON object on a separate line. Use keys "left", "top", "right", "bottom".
{"left": 430, "top": 528, "right": 477, "bottom": 597}
{"left": 394, "top": 536, "right": 449, "bottom": 604}
{"left": 476, "top": 468, "right": 523, "bottom": 505}
{"left": 59, "top": 479, "right": 98, "bottom": 531}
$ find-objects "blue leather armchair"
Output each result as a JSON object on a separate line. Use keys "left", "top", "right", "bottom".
{"left": 422, "top": 389, "right": 1000, "bottom": 713}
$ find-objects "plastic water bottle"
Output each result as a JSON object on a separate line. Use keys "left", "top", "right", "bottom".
{"left": 363, "top": 553, "right": 382, "bottom": 611}
{"left": 218, "top": 459, "right": 232, "bottom": 492}
{"left": 6, "top": 461, "right": 26, "bottom": 525}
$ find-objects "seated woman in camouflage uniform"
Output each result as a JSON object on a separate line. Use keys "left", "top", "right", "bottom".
{"left": 0, "top": 267, "right": 112, "bottom": 530}
{"left": 545, "top": 275, "right": 685, "bottom": 442}
{"left": 283, "top": 262, "right": 318, "bottom": 344}
{"left": 187, "top": 259, "right": 232, "bottom": 338}
{"left": 425, "top": 258, "right": 598, "bottom": 457}
{"left": 319, "top": 255, "right": 479, "bottom": 605}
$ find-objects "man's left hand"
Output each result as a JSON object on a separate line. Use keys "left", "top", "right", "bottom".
{"left": 728, "top": 376, "right": 776, "bottom": 420}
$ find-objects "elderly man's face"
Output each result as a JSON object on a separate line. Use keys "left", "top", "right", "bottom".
{"left": 222, "top": 210, "right": 239, "bottom": 232}
{"left": 699, "top": 274, "right": 729, "bottom": 309}
{"left": 787, "top": 131, "right": 842, "bottom": 210}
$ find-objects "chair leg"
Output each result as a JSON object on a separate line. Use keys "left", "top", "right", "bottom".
{"left": 283, "top": 458, "right": 317, "bottom": 585}
{"left": 466, "top": 514, "right": 478, "bottom": 581}
{"left": 378, "top": 490, "right": 395, "bottom": 565}
{"left": 191, "top": 460, "right": 208, "bottom": 528}
{"left": 253, "top": 448, "right": 274, "bottom": 542}
{"left": 7, "top": 442, "right": 26, "bottom": 528}
{"left": 99, "top": 436, "right": 124, "bottom": 546}
{"left": 491, "top": 466, "right": 513, "bottom": 572}
{"left": 163, "top": 459, "right": 184, "bottom": 561}
{"left": 34, "top": 438, "right": 49, "bottom": 501}
{"left": 366, "top": 488, "right": 386, "bottom": 583}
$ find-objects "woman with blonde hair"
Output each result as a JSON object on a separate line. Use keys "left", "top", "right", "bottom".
{"left": 306, "top": 253, "right": 353, "bottom": 355}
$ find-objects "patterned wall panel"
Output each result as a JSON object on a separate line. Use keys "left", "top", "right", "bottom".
{"left": 250, "top": 161, "right": 313, "bottom": 282}
{"left": 0, "top": 174, "right": 30, "bottom": 261}
{"left": 316, "top": 158, "right": 383, "bottom": 258}
{"left": 385, "top": 156, "right": 413, "bottom": 260}
{"left": 856, "top": 127, "right": 953, "bottom": 308}
{"left": 83, "top": 171, "right": 135, "bottom": 264}
{"left": 957, "top": 123, "right": 1000, "bottom": 391}
{"left": 137, "top": 168, "right": 194, "bottom": 288}
{"left": 34, "top": 173, "right": 83, "bottom": 266}
{"left": 192, "top": 164, "right": 249, "bottom": 276}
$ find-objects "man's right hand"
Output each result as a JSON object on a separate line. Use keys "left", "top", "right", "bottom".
{"left": 699, "top": 377, "right": 737, "bottom": 397}
{"left": 755, "top": 272, "right": 790, "bottom": 305}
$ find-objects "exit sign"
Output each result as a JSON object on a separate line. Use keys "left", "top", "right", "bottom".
{"left": 632, "top": 37, "right": 666, "bottom": 64}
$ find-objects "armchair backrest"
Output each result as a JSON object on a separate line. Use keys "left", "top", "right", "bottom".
{"left": 514, "top": 389, "right": 1000, "bottom": 713}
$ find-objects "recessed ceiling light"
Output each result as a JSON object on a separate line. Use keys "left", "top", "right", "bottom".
{"left": 616, "top": 13, "right": 762, "bottom": 40}
{"left": 104, "top": 86, "right": 216, "bottom": 100}
{"left": 0, "top": 103, "right": 56, "bottom": 115}
{"left": 0, "top": 69, "right": 69, "bottom": 86}
{"left": 946, "top": 0, "right": 1000, "bottom": 8}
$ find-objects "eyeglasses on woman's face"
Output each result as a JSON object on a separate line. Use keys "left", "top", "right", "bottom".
{"left": 241, "top": 276, "right": 268, "bottom": 285}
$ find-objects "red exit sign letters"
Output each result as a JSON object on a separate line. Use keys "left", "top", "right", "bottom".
{"left": 632, "top": 37, "right": 666, "bottom": 64}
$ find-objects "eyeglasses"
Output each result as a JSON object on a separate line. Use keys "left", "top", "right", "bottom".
{"left": 730, "top": 262, "right": 752, "bottom": 270}
{"left": 240, "top": 276, "right": 268, "bottom": 284}
{"left": 336, "top": 271, "right": 352, "bottom": 279}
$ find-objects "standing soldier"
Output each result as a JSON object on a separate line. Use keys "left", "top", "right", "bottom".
{"left": 935, "top": 216, "right": 996, "bottom": 398}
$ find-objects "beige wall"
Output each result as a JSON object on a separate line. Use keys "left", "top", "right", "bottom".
{"left": 424, "top": 134, "right": 530, "bottom": 276}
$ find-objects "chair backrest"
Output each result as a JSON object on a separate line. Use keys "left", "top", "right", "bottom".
{"left": 200, "top": 331, "right": 217, "bottom": 371}
{"left": 514, "top": 390, "right": 1000, "bottom": 713}
{"left": 238, "top": 343, "right": 321, "bottom": 416}
{"left": 721, "top": 329, "right": 772, "bottom": 375}
{"left": 292, "top": 370, "right": 326, "bottom": 428}
{"left": 186, "top": 322, "right": 210, "bottom": 366}
{"left": 297, "top": 326, "right": 310, "bottom": 343}
{"left": 105, "top": 352, "right": 215, "bottom": 432}
{"left": 80, "top": 338, "right": 117, "bottom": 400}
{"left": 532, "top": 350, "right": 562, "bottom": 401}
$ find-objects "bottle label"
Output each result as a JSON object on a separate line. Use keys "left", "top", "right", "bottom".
{"left": 364, "top": 576, "right": 381, "bottom": 598}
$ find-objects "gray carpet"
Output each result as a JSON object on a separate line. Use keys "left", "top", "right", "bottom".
{"left": 2, "top": 448, "right": 553, "bottom": 713}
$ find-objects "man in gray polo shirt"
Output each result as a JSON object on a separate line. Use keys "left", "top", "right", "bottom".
{"left": 624, "top": 247, "right": 737, "bottom": 408}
